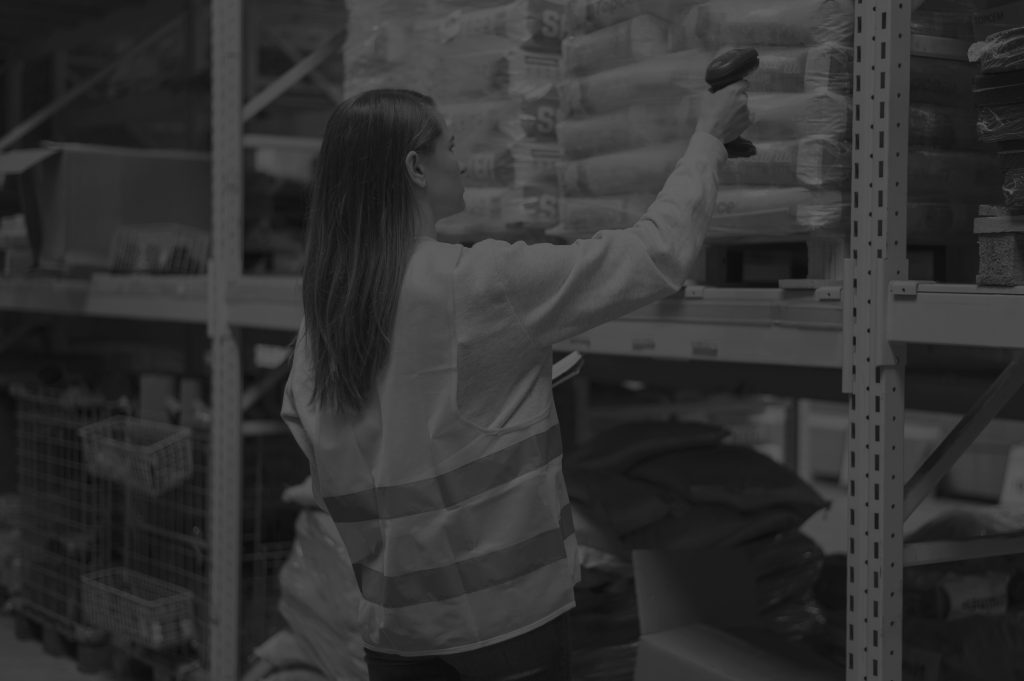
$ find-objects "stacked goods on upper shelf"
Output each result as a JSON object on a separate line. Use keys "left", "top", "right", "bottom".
{"left": 905, "top": 0, "right": 1005, "bottom": 283}
{"left": 552, "top": 0, "right": 859, "bottom": 246}
{"left": 550, "top": 0, "right": 1002, "bottom": 283}
{"left": 968, "top": 20, "right": 1024, "bottom": 284}
{"left": 343, "top": 0, "right": 568, "bottom": 243}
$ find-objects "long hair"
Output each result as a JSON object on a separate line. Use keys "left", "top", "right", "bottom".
{"left": 302, "top": 89, "right": 443, "bottom": 413}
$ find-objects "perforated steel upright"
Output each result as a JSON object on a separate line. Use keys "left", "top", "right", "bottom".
{"left": 845, "top": 1, "right": 911, "bottom": 680}
{"left": 210, "top": 0, "right": 245, "bottom": 678}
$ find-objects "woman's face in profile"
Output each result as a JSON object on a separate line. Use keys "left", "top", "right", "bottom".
{"left": 421, "top": 117, "right": 467, "bottom": 220}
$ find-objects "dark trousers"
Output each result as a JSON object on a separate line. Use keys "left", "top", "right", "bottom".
{"left": 364, "top": 612, "right": 571, "bottom": 681}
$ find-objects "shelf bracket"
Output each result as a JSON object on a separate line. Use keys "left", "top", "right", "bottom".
{"left": 904, "top": 350, "right": 1024, "bottom": 520}
{"left": 890, "top": 280, "right": 922, "bottom": 298}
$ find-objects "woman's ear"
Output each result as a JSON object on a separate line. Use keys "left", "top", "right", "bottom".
{"left": 405, "top": 150, "right": 427, "bottom": 188}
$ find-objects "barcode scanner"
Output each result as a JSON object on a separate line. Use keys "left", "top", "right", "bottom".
{"left": 705, "top": 47, "right": 759, "bottom": 158}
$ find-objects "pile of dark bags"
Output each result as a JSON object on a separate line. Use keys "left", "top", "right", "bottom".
{"left": 813, "top": 508, "right": 1024, "bottom": 681}
{"left": 564, "top": 421, "right": 830, "bottom": 646}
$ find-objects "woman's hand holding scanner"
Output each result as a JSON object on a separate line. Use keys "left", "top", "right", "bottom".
{"left": 698, "top": 47, "right": 758, "bottom": 157}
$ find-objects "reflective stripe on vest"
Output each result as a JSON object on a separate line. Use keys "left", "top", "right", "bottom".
{"left": 354, "top": 503, "right": 574, "bottom": 608}
{"left": 321, "top": 426, "right": 573, "bottom": 600}
{"left": 321, "top": 426, "right": 562, "bottom": 522}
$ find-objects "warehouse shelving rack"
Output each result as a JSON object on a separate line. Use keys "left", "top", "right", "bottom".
{"left": 3, "top": 0, "right": 1024, "bottom": 679}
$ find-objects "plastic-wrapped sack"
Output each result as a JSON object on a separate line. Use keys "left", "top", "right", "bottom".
{"left": 553, "top": 194, "right": 655, "bottom": 238}
{"left": 977, "top": 103, "right": 1024, "bottom": 144}
{"left": 557, "top": 102, "right": 689, "bottom": 159}
{"left": 277, "top": 510, "right": 368, "bottom": 681}
{"left": 513, "top": 142, "right": 562, "bottom": 185}
{"left": 1006, "top": 167, "right": 1024, "bottom": 209}
{"left": 968, "top": 26, "right": 1024, "bottom": 74}
{"left": 459, "top": 140, "right": 517, "bottom": 187}
{"left": 560, "top": 46, "right": 853, "bottom": 117}
{"left": 677, "top": 0, "right": 856, "bottom": 50}
{"left": 710, "top": 187, "right": 847, "bottom": 238}
{"left": 557, "top": 90, "right": 850, "bottom": 160}
{"left": 508, "top": 50, "right": 561, "bottom": 97}
{"left": 563, "top": 0, "right": 701, "bottom": 34}
{"left": 505, "top": 183, "right": 561, "bottom": 229}
{"left": 558, "top": 50, "right": 707, "bottom": 117}
{"left": 344, "top": 4, "right": 439, "bottom": 94}
{"left": 558, "top": 142, "right": 686, "bottom": 196}
{"left": 746, "top": 90, "right": 851, "bottom": 141}
{"left": 437, "top": 186, "right": 517, "bottom": 239}
{"left": 429, "top": 34, "right": 516, "bottom": 100}
{"left": 719, "top": 137, "right": 851, "bottom": 189}
{"left": 911, "top": 103, "right": 980, "bottom": 150}
{"left": 561, "top": 14, "right": 671, "bottom": 76}
{"left": 440, "top": 98, "right": 523, "bottom": 148}
{"left": 553, "top": 187, "right": 847, "bottom": 239}
{"left": 437, "top": 0, "right": 568, "bottom": 53}
{"left": 518, "top": 83, "right": 561, "bottom": 142}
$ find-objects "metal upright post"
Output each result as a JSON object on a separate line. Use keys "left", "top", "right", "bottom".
{"left": 209, "top": 0, "right": 244, "bottom": 678}
{"left": 845, "top": 1, "right": 911, "bottom": 680}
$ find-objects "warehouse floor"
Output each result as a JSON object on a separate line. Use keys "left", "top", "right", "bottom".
{"left": 0, "top": 613, "right": 105, "bottom": 680}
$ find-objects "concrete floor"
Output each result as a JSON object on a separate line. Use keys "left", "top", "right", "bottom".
{"left": 0, "top": 613, "right": 108, "bottom": 681}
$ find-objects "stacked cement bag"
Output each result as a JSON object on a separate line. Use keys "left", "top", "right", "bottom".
{"left": 551, "top": 0, "right": 1000, "bottom": 264}
{"left": 342, "top": 0, "right": 567, "bottom": 243}
{"left": 552, "top": 0, "right": 859, "bottom": 243}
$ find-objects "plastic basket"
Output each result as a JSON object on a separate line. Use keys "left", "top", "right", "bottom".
{"left": 109, "top": 223, "right": 210, "bottom": 274}
{"left": 81, "top": 567, "right": 195, "bottom": 650}
{"left": 78, "top": 417, "right": 193, "bottom": 496}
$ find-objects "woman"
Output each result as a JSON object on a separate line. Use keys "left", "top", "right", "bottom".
{"left": 282, "top": 86, "right": 750, "bottom": 681}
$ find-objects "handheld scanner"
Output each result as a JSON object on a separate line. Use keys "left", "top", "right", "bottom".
{"left": 705, "top": 48, "right": 759, "bottom": 158}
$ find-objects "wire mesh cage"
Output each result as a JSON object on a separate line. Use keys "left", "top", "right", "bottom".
{"left": 9, "top": 383, "right": 119, "bottom": 628}
{"left": 81, "top": 566, "right": 195, "bottom": 650}
{"left": 122, "top": 424, "right": 304, "bottom": 668}
{"left": 79, "top": 416, "right": 194, "bottom": 496}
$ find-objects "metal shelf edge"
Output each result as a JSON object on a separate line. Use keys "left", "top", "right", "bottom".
{"left": 904, "top": 534, "right": 1024, "bottom": 567}
{"left": 889, "top": 283, "right": 1024, "bottom": 348}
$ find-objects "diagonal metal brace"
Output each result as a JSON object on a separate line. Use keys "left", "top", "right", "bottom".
{"left": 904, "top": 350, "right": 1024, "bottom": 520}
{"left": 0, "top": 17, "right": 183, "bottom": 152}
{"left": 242, "top": 26, "right": 347, "bottom": 122}
{"left": 267, "top": 28, "right": 344, "bottom": 104}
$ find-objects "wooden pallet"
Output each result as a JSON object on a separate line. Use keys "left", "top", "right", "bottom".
{"left": 12, "top": 598, "right": 205, "bottom": 680}
{"left": 108, "top": 639, "right": 205, "bottom": 681}
{"left": 11, "top": 599, "right": 110, "bottom": 674}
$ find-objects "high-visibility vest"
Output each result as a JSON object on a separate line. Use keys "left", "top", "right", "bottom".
{"left": 282, "top": 240, "right": 579, "bottom": 656}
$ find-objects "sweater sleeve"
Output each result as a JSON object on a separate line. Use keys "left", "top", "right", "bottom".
{"left": 457, "top": 131, "right": 727, "bottom": 350}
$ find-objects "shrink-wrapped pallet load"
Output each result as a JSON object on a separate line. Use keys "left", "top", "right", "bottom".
{"left": 341, "top": 0, "right": 568, "bottom": 242}
{"left": 549, "top": 0, "right": 998, "bottom": 284}
{"left": 969, "top": 25, "right": 1024, "bottom": 285}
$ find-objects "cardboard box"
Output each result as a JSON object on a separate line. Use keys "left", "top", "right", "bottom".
{"left": 797, "top": 399, "right": 940, "bottom": 484}
{"left": 633, "top": 549, "right": 840, "bottom": 681}
{"left": 0, "top": 143, "right": 210, "bottom": 273}
{"left": 973, "top": 2, "right": 1024, "bottom": 40}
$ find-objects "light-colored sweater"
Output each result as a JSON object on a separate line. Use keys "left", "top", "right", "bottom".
{"left": 281, "top": 131, "right": 726, "bottom": 655}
